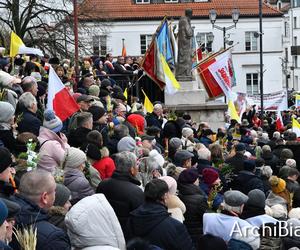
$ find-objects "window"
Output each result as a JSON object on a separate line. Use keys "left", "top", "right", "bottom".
{"left": 294, "top": 17, "right": 297, "bottom": 29}
{"left": 164, "top": 0, "right": 178, "bottom": 2}
{"left": 140, "top": 34, "right": 152, "bottom": 54}
{"left": 285, "top": 48, "right": 288, "bottom": 60}
{"left": 92, "top": 35, "right": 107, "bottom": 56}
{"left": 196, "top": 32, "right": 213, "bottom": 52}
{"left": 245, "top": 32, "right": 258, "bottom": 51}
{"left": 294, "top": 36, "right": 298, "bottom": 46}
{"left": 284, "top": 21, "right": 289, "bottom": 37}
{"left": 246, "top": 73, "right": 259, "bottom": 94}
{"left": 136, "top": 0, "right": 150, "bottom": 3}
{"left": 294, "top": 56, "right": 298, "bottom": 68}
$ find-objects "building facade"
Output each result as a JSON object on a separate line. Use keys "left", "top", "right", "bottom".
{"left": 78, "top": 0, "right": 284, "bottom": 95}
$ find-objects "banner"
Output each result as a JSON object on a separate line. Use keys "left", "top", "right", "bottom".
{"left": 236, "top": 91, "right": 288, "bottom": 112}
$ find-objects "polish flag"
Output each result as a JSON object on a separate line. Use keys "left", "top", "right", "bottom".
{"left": 276, "top": 110, "right": 284, "bottom": 132}
{"left": 47, "top": 66, "right": 79, "bottom": 121}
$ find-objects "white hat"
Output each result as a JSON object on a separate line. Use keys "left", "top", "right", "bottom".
{"left": 0, "top": 71, "right": 21, "bottom": 87}
{"left": 149, "top": 149, "right": 165, "bottom": 168}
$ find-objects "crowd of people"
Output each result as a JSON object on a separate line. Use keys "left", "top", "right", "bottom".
{"left": 0, "top": 53, "right": 300, "bottom": 249}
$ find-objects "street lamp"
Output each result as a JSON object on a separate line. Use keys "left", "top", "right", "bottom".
{"left": 209, "top": 8, "right": 240, "bottom": 49}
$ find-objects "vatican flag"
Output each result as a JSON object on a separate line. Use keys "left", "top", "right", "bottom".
{"left": 292, "top": 117, "right": 300, "bottom": 137}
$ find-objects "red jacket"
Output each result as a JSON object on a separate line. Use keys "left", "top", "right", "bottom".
{"left": 93, "top": 157, "right": 116, "bottom": 180}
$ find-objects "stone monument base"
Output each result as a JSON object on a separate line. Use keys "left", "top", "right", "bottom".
{"left": 164, "top": 80, "right": 227, "bottom": 131}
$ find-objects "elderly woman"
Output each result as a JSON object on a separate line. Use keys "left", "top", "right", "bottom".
{"left": 63, "top": 147, "right": 94, "bottom": 204}
{"left": 38, "top": 110, "right": 70, "bottom": 173}
{"left": 17, "top": 92, "right": 41, "bottom": 136}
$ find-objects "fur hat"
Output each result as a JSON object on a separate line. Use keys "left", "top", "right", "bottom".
{"left": 64, "top": 147, "right": 87, "bottom": 169}
{"left": 182, "top": 127, "right": 194, "bottom": 138}
{"left": 286, "top": 159, "right": 297, "bottom": 168}
{"left": 159, "top": 176, "right": 177, "bottom": 195}
{"left": 269, "top": 175, "right": 286, "bottom": 194}
{"left": 289, "top": 208, "right": 300, "bottom": 219}
{"left": 202, "top": 168, "right": 219, "bottom": 186}
{"left": 149, "top": 149, "right": 164, "bottom": 168}
{"left": 43, "top": 110, "right": 63, "bottom": 133}
{"left": 0, "top": 70, "right": 21, "bottom": 87}
{"left": 178, "top": 168, "right": 199, "bottom": 184}
{"left": 54, "top": 184, "right": 71, "bottom": 207}
{"left": 270, "top": 204, "right": 287, "bottom": 219}
{"left": 117, "top": 136, "right": 136, "bottom": 152}
{"left": 0, "top": 101, "right": 15, "bottom": 123}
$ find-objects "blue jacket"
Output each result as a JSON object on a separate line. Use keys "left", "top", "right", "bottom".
{"left": 12, "top": 194, "right": 71, "bottom": 250}
{"left": 129, "top": 202, "right": 195, "bottom": 250}
{"left": 200, "top": 182, "right": 223, "bottom": 210}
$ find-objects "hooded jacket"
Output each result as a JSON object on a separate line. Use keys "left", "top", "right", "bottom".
{"left": 231, "top": 170, "right": 264, "bottom": 195}
{"left": 12, "top": 194, "right": 70, "bottom": 250}
{"left": 129, "top": 202, "right": 195, "bottom": 250}
{"left": 65, "top": 194, "right": 126, "bottom": 250}
{"left": 38, "top": 127, "right": 69, "bottom": 172}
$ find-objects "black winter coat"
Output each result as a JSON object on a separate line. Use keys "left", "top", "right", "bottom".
{"left": 231, "top": 170, "right": 265, "bottom": 195}
{"left": 17, "top": 110, "right": 41, "bottom": 136}
{"left": 11, "top": 194, "right": 71, "bottom": 250}
{"left": 261, "top": 152, "right": 279, "bottom": 172}
{"left": 145, "top": 112, "right": 163, "bottom": 129}
{"left": 96, "top": 171, "right": 144, "bottom": 240}
{"left": 177, "top": 183, "right": 208, "bottom": 242}
{"left": 129, "top": 202, "right": 195, "bottom": 250}
{"left": 225, "top": 153, "right": 247, "bottom": 174}
{"left": 68, "top": 127, "right": 91, "bottom": 148}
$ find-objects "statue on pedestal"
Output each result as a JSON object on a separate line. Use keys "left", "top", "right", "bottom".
{"left": 176, "top": 9, "right": 193, "bottom": 81}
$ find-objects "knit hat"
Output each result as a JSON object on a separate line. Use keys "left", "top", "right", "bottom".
{"left": 64, "top": 147, "right": 87, "bottom": 169}
{"left": 54, "top": 184, "right": 71, "bottom": 207}
{"left": 280, "top": 149, "right": 293, "bottom": 160}
{"left": 235, "top": 143, "right": 246, "bottom": 152}
{"left": 88, "top": 85, "right": 100, "bottom": 97}
{"left": 0, "top": 147, "right": 12, "bottom": 173}
{"left": 0, "top": 199, "right": 7, "bottom": 226}
{"left": 0, "top": 101, "right": 15, "bottom": 123}
{"left": 43, "top": 110, "right": 63, "bottom": 133}
{"left": 286, "top": 159, "right": 297, "bottom": 168}
{"left": 159, "top": 176, "right": 177, "bottom": 195}
{"left": 149, "top": 149, "right": 165, "bottom": 168}
{"left": 127, "top": 114, "right": 145, "bottom": 135}
{"left": 224, "top": 190, "right": 248, "bottom": 207}
{"left": 269, "top": 175, "right": 286, "bottom": 194}
{"left": 88, "top": 105, "right": 106, "bottom": 122}
{"left": 117, "top": 136, "right": 136, "bottom": 152}
{"left": 202, "top": 168, "right": 219, "bottom": 186}
{"left": 1, "top": 198, "right": 20, "bottom": 218}
{"left": 260, "top": 165, "right": 273, "bottom": 178}
{"left": 169, "top": 137, "right": 182, "bottom": 150}
{"left": 178, "top": 168, "right": 199, "bottom": 184}
{"left": 244, "top": 160, "right": 256, "bottom": 172}
{"left": 247, "top": 189, "right": 266, "bottom": 208}
{"left": 182, "top": 127, "right": 194, "bottom": 138}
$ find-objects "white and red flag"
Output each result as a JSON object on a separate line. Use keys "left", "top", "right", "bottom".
{"left": 47, "top": 66, "right": 79, "bottom": 121}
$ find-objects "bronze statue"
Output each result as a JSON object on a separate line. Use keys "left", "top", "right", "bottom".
{"left": 176, "top": 9, "right": 193, "bottom": 80}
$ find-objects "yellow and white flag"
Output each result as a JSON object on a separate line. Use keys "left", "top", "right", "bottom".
{"left": 292, "top": 117, "right": 300, "bottom": 137}
{"left": 142, "top": 89, "right": 154, "bottom": 113}
{"left": 10, "top": 31, "right": 43, "bottom": 57}
{"left": 160, "top": 54, "right": 180, "bottom": 95}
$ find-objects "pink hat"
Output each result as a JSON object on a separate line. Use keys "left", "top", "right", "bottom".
{"left": 159, "top": 176, "right": 177, "bottom": 195}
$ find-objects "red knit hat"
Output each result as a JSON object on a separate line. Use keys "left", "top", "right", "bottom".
{"left": 127, "top": 114, "right": 145, "bottom": 135}
{"left": 202, "top": 168, "right": 219, "bottom": 186}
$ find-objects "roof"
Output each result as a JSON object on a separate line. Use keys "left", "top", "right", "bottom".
{"left": 78, "top": 0, "right": 282, "bottom": 21}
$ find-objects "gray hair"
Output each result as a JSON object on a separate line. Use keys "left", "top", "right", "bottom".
{"left": 21, "top": 76, "right": 37, "bottom": 92}
{"left": 114, "top": 124, "right": 129, "bottom": 139}
{"left": 153, "top": 104, "right": 162, "bottom": 111}
{"left": 18, "top": 92, "right": 37, "bottom": 109}
{"left": 19, "top": 169, "right": 55, "bottom": 204}
{"left": 77, "top": 112, "right": 93, "bottom": 127}
{"left": 114, "top": 151, "right": 137, "bottom": 172}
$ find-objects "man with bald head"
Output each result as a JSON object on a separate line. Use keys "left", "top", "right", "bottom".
{"left": 12, "top": 170, "right": 71, "bottom": 250}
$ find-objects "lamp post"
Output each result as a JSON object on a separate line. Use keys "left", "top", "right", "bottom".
{"left": 209, "top": 8, "right": 240, "bottom": 49}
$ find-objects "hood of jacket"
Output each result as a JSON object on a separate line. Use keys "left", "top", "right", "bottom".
{"left": 14, "top": 194, "right": 49, "bottom": 226}
{"left": 129, "top": 202, "right": 169, "bottom": 237}
{"left": 65, "top": 194, "right": 125, "bottom": 250}
{"left": 38, "top": 126, "right": 68, "bottom": 147}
